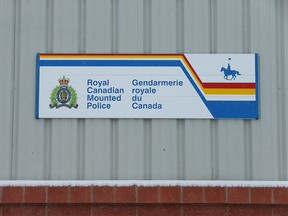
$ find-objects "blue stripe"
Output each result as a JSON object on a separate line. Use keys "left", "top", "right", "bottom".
{"left": 205, "top": 101, "right": 258, "bottom": 118}
{"left": 39, "top": 60, "right": 181, "bottom": 67}
{"left": 179, "top": 64, "right": 208, "bottom": 104}
{"left": 36, "top": 53, "right": 40, "bottom": 119}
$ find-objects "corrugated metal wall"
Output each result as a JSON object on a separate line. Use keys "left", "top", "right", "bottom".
{"left": 0, "top": 0, "right": 287, "bottom": 180}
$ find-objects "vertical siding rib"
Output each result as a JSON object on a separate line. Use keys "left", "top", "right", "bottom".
{"left": 283, "top": 0, "right": 288, "bottom": 181}
{"left": 0, "top": 0, "right": 14, "bottom": 179}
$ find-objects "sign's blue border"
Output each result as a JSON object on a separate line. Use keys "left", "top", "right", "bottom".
{"left": 255, "top": 53, "right": 259, "bottom": 119}
{"left": 36, "top": 53, "right": 40, "bottom": 119}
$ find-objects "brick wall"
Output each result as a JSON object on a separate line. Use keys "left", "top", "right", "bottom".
{"left": 0, "top": 185, "right": 288, "bottom": 215}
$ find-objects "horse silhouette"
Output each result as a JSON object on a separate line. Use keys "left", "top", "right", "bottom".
{"left": 220, "top": 67, "right": 241, "bottom": 80}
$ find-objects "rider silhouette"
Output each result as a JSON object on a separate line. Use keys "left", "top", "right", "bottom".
{"left": 227, "top": 63, "right": 231, "bottom": 71}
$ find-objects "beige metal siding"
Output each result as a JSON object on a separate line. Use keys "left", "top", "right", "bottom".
{"left": 0, "top": 0, "right": 287, "bottom": 180}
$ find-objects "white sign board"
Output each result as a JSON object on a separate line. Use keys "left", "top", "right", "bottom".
{"left": 36, "top": 54, "right": 258, "bottom": 119}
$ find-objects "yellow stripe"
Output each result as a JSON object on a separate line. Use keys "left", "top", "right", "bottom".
{"left": 40, "top": 54, "right": 181, "bottom": 59}
{"left": 203, "top": 88, "right": 256, "bottom": 95}
{"left": 180, "top": 57, "right": 203, "bottom": 88}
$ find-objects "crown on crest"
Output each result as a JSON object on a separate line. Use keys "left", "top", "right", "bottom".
{"left": 58, "top": 76, "right": 70, "bottom": 86}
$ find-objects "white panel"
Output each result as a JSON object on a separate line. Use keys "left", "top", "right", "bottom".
{"left": 86, "top": 0, "right": 112, "bottom": 52}
{"left": 0, "top": 0, "right": 14, "bottom": 179}
{"left": 84, "top": 120, "right": 112, "bottom": 179}
{"left": 14, "top": 0, "right": 46, "bottom": 179}
{"left": 53, "top": 0, "right": 79, "bottom": 52}
{"left": 151, "top": 120, "right": 178, "bottom": 179}
{"left": 284, "top": 0, "right": 288, "bottom": 181}
{"left": 151, "top": 0, "right": 177, "bottom": 53}
{"left": 118, "top": 120, "right": 145, "bottom": 179}
{"left": 184, "top": 120, "right": 212, "bottom": 180}
{"left": 183, "top": 0, "right": 210, "bottom": 53}
{"left": 50, "top": 0, "right": 80, "bottom": 179}
{"left": 118, "top": 0, "right": 144, "bottom": 52}
{"left": 216, "top": 0, "right": 243, "bottom": 52}
{"left": 250, "top": 0, "right": 279, "bottom": 180}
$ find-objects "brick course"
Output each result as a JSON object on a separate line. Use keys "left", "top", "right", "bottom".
{"left": 0, "top": 185, "right": 288, "bottom": 215}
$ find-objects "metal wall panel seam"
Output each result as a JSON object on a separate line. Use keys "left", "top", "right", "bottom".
{"left": 76, "top": 0, "right": 86, "bottom": 180}
{"left": 284, "top": 0, "right": 288, "bottom": 181}
{"left": 274, "top": 0, "right": 286, "bottom": 181}
{"left": 11, "top": 0, "right": 21, "bottom": 180}
{"left": 0, "top": 0, "right": 14, "bottom": 179}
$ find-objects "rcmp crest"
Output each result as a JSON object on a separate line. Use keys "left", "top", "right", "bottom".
{"left": 49, "top": 76, "right": 78, "bottom": 109}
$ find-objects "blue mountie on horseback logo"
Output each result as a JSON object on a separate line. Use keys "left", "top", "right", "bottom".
{"left": 220, "top": 60, "right": 241, "bottom": 80}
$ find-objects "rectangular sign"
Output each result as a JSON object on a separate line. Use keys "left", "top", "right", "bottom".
{"left": 36, "top": 54, "right": 258, "bottom": 119}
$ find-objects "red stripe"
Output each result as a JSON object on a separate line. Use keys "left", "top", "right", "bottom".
{"left": 181, "top": 54, "right": 203, "bottom": 83}
{"left": 202, "top": 83, "right": 256, "bottom": 89}
{"left": 39, "top": 53, "right": 180, "bottom": 57}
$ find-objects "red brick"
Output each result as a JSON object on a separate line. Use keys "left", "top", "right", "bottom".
{"left": 227, "top": 205, "right": 252, "bottom": 216}
{"left": 93, "top": 186, "right": 114, "bottom": 203}
{"left": 251, "top": 187, "right": 272, "bottom": 204}
{"left": 273, "top": 206, "right": 288, "bottom": 216}
{"left": 21, "top": 206, "right": 46, "bottom": 216}
{"left": 159, "top": 186, "right": 181, "bottom": 203}
{"left": 92, "top": 205, "right": 136, "bottom": 216}
{"left": 2, "top": 205, "right": 45, "bottom": 216}
{"left": 137, "top": 205, "right": 161, "bottom": 216}
{"left": 158, "top": 205, "right": 181, "bottom": 216}
{"left": 92, "top": 205, "right": 116, "bottom": 216}
{"left": 115, "top": 186, "right": 136, "bottom": 203}
{"left": 24, "top": 187, "right": 46, "bottom": 203}
{"left": 70, "top": 186, "right": 91, "bottom": 203}
{"left": 249, "top": 205, "right": 273, "bottom": 216}
{"left": 47, "top": 186, "right": 69, "bottom": 203}
{"left": 48, "top": 205, "right": 91, "bottom": 216}
{"left": 227, "top": 187, "right": 250, "bottom": 204}
{"left": 2, "top": 187, "right": 23, "bottom": 204}
{"left": 137, "top": 205, "right": 181, "bottom": 216}
{"left": 228, "top": 205, "right": 274, "bottom": 216}
{"left": 204, "top": 187, "right": 226, "bottom": 203}
{"left": 273, "top": 188, "right": 288, "bottom": 204}
{"left": 183, "top": 187, "right": 203, "bottom": 203}
{"left": 0, "top": 187, "right": 2, "bottom": 203}
{"left": 137, "top": 186, "right": 158, "bottom": 203}
{"left": 2, "top": 205, "right": 22, "bottom": 216}
{"left": 183, "top": 205, "right": 227, "bottom": 216}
